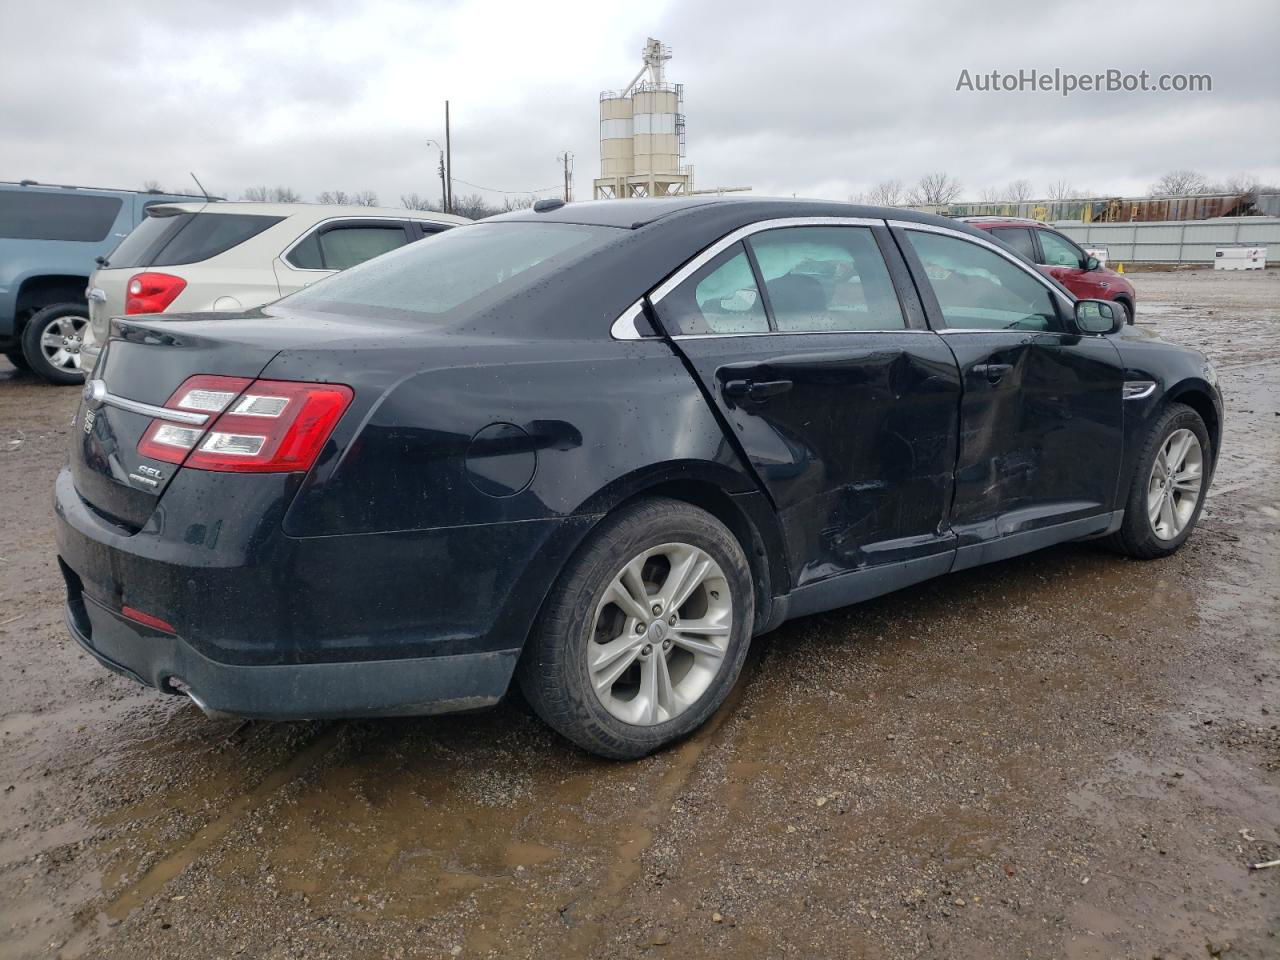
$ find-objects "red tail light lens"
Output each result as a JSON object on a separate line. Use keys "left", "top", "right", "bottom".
{"left": 137, "top": 375, "right": 353, "bottom": 473}
{"left": 125, "top": 272, "right": 187, "bottom": 315}
{"left": 121, "top": 605, "right": 176, "bottom": 634}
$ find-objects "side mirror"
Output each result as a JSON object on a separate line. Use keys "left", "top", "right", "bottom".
{"left": 1084, "top": 256, "right": 1101, "bottom": 271}
{"left": 1074, "top": 299, "right": 1122, "bottom": 335}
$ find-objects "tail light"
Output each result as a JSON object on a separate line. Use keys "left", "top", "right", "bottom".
{"left": 137, "top": 375, "right": 353, "bottom": 473}
{"left": 125, "top": 272, "right": 187, "bottom": 315}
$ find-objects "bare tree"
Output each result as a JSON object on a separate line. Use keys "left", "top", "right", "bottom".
{"left": 1006, "top": 179, "right": 1034, "bottom": 202}
{"left": 866, "top": 179, "right": 905, "bottom": 207}
{"left": 1149, "top": 170, "right": 1210, "bottom": 196}
{"left": 978, "top": 186, "right": 1004, "bottom": 202}
{"left": 1045, "top": 179, "right": 1079, "bottom": 201}
{"left": 907, "top": 173, "right": 963, "bottom": 206}
{"left": 352, "top": 190, "right": 379, "bottom": 207}
{"left": 449, "top": 193, "right": 504, "bottom": 220}
{"left": 400, "top": 192, "right": 440, "bottom": 211}
{"left": 316, "top": 190, "right": 352, "bottom": 205}
{"left": 242, "top": 185, "right": 302, "bottom": 203}
{"left": 501, "top": 195, "right": 538, "bottom": 213}
{"left": 142, "top": 179, "right": 163, "bottom": 192}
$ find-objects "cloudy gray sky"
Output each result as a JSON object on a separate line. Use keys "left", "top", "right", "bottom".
{"left": 3, "top": 0, "right": 1277, "bottom": 205}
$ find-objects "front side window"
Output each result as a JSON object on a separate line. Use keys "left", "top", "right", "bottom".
{"left": 656, "top": 243, "right": 769, "bottom": 335}
{"left": 1038, "top": 230, "right": 1085, "bottom": 268}
{"left": 0, "top": 191, "right": 122, "bottom": 242}
{"left": 989, "top": 227, "right": 1036, "bottom": 261}
{"left": 906, "top": 230, "right": 1062, "bottom": 332}
{"left": 747, "top": 226, "right": 904, "bottom": 332}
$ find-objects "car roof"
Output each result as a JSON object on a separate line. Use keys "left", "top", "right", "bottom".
{"left": 489, "top": 196, "right": 963, "bottom": 231}
{"left": 146, "top": 201, "right": 470, "bottom": 224}
{"left": 957, "top": 216, "right": 1051, "bottom": 228}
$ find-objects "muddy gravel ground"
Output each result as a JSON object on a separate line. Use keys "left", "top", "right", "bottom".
{"left": 1, "top": 269, "right": 1277, "bottom": 960}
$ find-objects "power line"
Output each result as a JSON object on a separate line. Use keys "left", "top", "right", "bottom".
{"left": 451, "top": 177, "right": 561, "bottom": 196}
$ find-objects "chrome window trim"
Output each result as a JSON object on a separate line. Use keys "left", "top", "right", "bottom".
{"left": 279, "top": 216, "right": 419, "bottom": 273}
{"left": 84, "top": 379, "right": 210, "bottom": 425}
{"left": 610, "top": 216, "right": 896, "bottom": 341}
{"left": 610, "top": 300, "right": 648, "bottom": 340}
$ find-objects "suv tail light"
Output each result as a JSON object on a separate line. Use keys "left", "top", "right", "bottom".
{"left": 137, "top": 375, "right": 353, "bottom": 473}
{"left": 125, "top": 272, "right": 187, "bottom": 315}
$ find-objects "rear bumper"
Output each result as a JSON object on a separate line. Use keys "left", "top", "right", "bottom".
{"left": 64, "top": 589, "right": 516, "bottom": 718}
{"left": 54, "top": 466, "right": 598, "bottom": 717}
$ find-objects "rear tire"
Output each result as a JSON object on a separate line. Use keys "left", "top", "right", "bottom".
{"left": 21, "top": 303, "right": 89, "bottom": 385}
{"left": 518, "top": 498, "right": 754, "bottom": 759}
{"left": 1101, "top": 402, "right": 1210, "bottom": 559}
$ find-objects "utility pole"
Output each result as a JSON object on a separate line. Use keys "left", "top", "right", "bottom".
{"left": 444, "top": 100, "right": 453, "bottom": 214}
{"left": 426, "top": 139, "right": 445, "bottom": 212}
{"left": 557, "top": 151, "right": 574, "bottom": 203}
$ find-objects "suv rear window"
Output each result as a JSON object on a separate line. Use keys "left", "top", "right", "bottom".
{"left": 0, "top": 191, "right": 123, "bottom": 242}
{"left": 105, "top": 211, "right": 283, "bottom": 269}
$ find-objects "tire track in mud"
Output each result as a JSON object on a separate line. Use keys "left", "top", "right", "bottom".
{"left": 57, "top": 723, "right": 345, "bottom": 958}
{"left": 561, "top": 660, "right": 759, "bottom": 955}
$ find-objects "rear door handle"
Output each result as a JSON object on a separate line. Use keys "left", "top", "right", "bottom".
{"left": 973, "top": 363, "right": 1013, "bottom": 384}
{"left": 723, "top": 379, "right": 793, "bottom": 402}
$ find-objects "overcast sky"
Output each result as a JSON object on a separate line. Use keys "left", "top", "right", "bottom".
{"left": 2, "top": 0, "right": 1277, "bottom": 206}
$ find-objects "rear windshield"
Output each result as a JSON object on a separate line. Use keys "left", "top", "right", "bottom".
{"left": 105, "top": 210, "right": 283, "bottom": 268}
{"left": 278, "top": 222, "right": 620, "bottom": 321}
{"left": 0, "top": 191, "right": 122, "bottom": 241}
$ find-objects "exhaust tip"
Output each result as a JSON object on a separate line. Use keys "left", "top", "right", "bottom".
{"left": 166, "top": 676, "right": 236, "bottom": 721}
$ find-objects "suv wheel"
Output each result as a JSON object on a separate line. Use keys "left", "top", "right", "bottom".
{"left": 518, "top": 498, "right": 754, "bottom": 759}
{"left": 21, "top": 303, "right": 90, "bottom": 385}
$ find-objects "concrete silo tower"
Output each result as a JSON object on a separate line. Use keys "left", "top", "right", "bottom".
{"left": 593, "top": 39, "right": 692, "bottom": 199}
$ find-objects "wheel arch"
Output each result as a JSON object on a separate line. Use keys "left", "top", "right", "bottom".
{"left": 16, "top": 274, "right": 90, "bottom": 324}
{"left": 1164, "top": 380, "right": 1220, "bottom": 465}
{"left": 513, "top": 461, "right": 789, "bottom": 664}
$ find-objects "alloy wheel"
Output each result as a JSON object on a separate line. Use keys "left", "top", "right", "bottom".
{"left": 1147, "top": 428, "right": 1203, "bottom": 540}
{"left": 39, "top": 315, "right": 88, "bottom": 371}
{"left": 587, "top": 542, "right": 733, "bottom": 726}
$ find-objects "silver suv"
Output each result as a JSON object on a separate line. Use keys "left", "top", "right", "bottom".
{"left": 83, "top": 202, "right": 468, "bottom": 373}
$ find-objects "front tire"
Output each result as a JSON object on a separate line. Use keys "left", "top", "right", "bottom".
{"left": 518, "top": 498, "right": 754, "bottom": 759}
{"left": 1102, "top": 402, "right": 1210, "bottom": 559}
{"left": 21, "top": 303, "right": 90, "bottom": 385}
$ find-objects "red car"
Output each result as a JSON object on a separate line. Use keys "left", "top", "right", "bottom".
{"left": 959, "top": 217, "right": 1136, "bottom": 322}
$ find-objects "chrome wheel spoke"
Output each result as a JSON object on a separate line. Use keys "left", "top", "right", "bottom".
{"left": 671, "top": 629, "right": 726, "bottom": 659}
{"left": 603, "top": 576, "right": 650, "bottom": 624}
{"left": 658, "top": 546, "right": 714, "bottom": 613}
{"left": 590, "top": 639, "right": 643, "bottom": 693}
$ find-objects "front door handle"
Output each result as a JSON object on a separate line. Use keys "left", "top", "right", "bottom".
{"left": 973, "top": 363, "right": 1013, "bottom": 384}
{"left": 723, "top": 379, "right": 793, "bottom": 402}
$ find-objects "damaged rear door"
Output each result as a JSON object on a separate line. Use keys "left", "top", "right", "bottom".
{"left": 654, "top": 221, "right": 961, "bottom": 601}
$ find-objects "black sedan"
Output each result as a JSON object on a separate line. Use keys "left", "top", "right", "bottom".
{"left": 55, "top": 198, "right": 1222, "bottom": 758}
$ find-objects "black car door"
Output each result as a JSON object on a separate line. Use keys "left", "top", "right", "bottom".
{"left": 892, "top": 223, "right": 1125, "bottom": 569}
{"left": 654, "top": 221, "right": 962, "bottom": 612}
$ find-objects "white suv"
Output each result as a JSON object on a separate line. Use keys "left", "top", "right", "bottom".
{"left": 83, "top": 202, "right": 468, "bottom": 371}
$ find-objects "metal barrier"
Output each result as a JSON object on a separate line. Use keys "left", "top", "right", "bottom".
{"left": 1054, "top": 217, "right": 1280, "bottom": 265}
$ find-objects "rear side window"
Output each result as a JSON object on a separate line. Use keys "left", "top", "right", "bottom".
{"left": 105, "top": 211, "right": 282, "bottom": 269}
{"left": 287, "top": 224, "right": 409, "bottom": 270}
{"left": 747, "top": 226, "right": 905, "bottom": 332}
{"left": 989, "top": 227, "right": 1036, "bottom": 261}
{"left": 657, "top": 243, "right": 769, "bottom": 335}
{"left": 906, "top": 230, "right": 1063, "bottom": 332}
{"left": 0, "top": 191, "right": 122, "bottom": 241}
